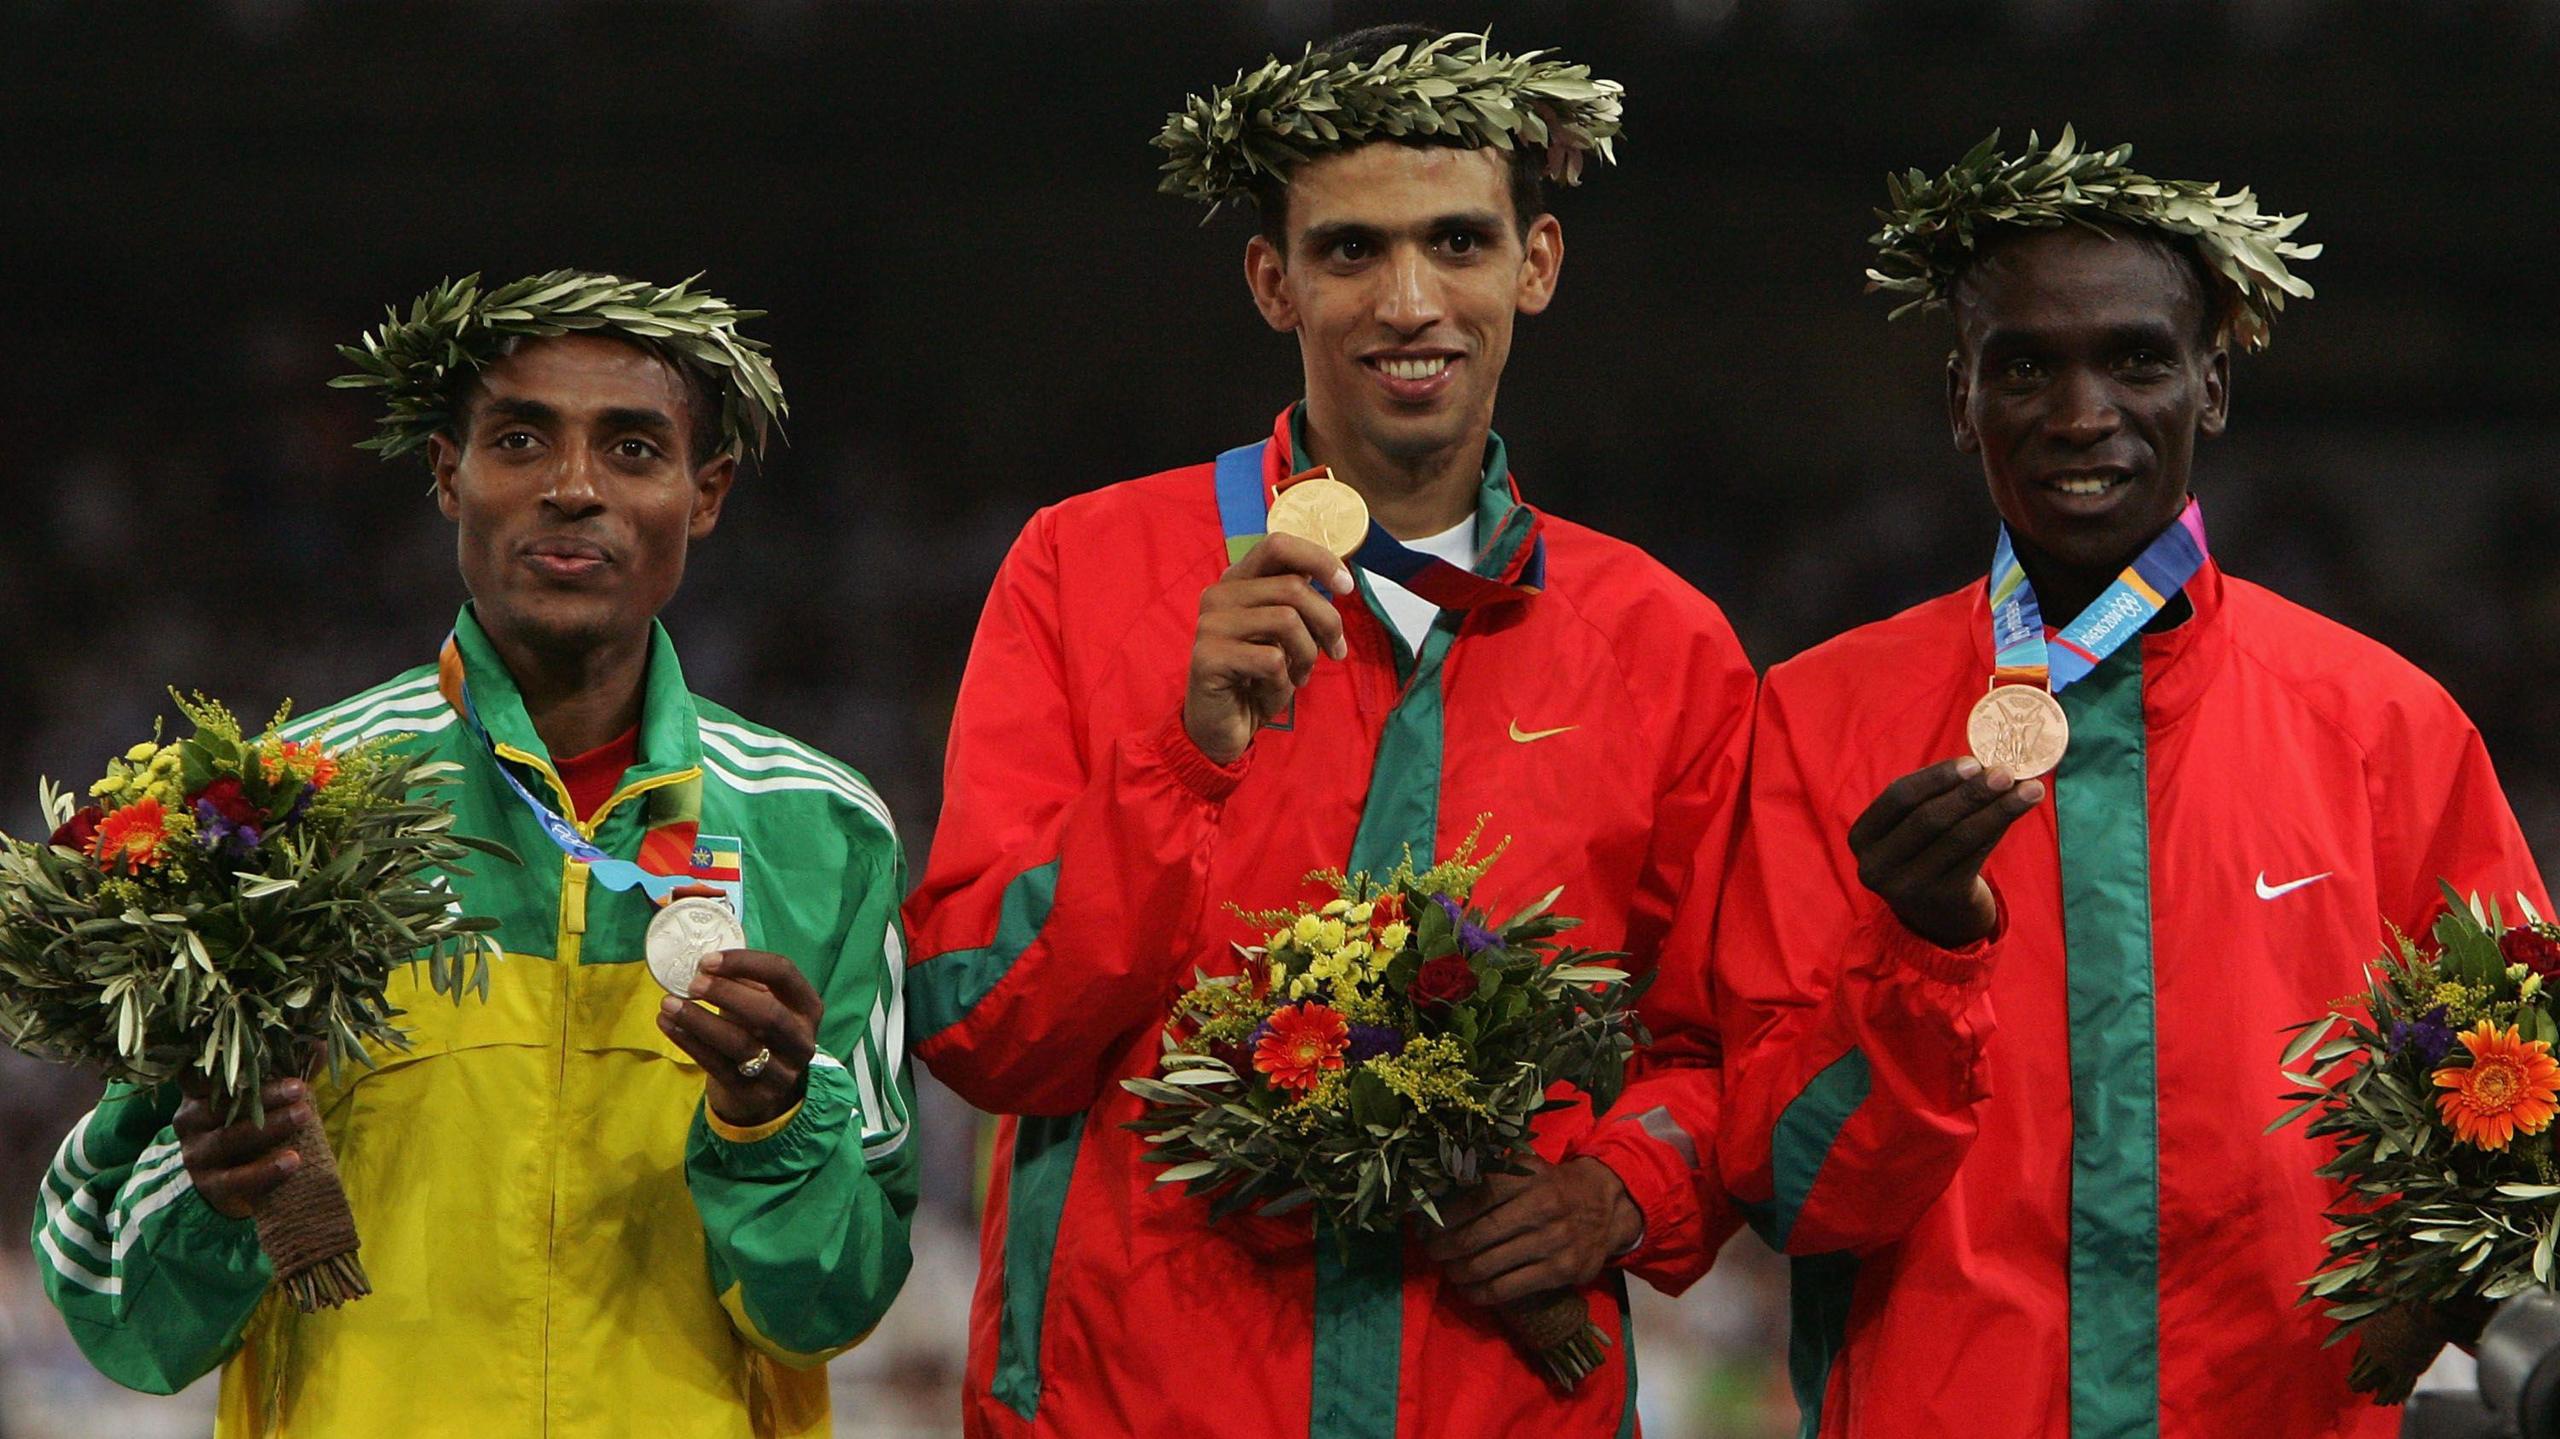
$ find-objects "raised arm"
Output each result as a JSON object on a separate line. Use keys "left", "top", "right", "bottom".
{"left": 904, "top": 508, "right": 1351, "bottom": 1115}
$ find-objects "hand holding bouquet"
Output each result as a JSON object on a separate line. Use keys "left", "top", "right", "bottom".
{"left": 1123, "top": 826, "right": 1645, "bottom": 1389}
{"left": 2280, "top": 884, "right": 2560, "bottom": 1400}
{"left": 0, "top": 695, "right": 510, "bottom": 1310}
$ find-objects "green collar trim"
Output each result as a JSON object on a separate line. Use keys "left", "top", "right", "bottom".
{"left": 450, "top": 606, "right": 701, "bottom": 785}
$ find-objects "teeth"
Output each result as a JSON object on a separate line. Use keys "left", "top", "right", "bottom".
{"left": 1377, "top": 356, "right": 1451, "bottom": 381}
{"left": 2055, "top": 475, "right": 2120, "bottom": 496}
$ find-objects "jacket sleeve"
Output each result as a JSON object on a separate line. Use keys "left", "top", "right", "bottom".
{"left": 685, "top": 836, "right": 920, "bottom": 1367}
{"left": 902, "top": 506, "right": 1244, "bottom": 1115}
{"left": 1564, "top": 603, "right": 1757, "bottom": 1295}
{"left": 2370, "top": 684, "right": 2550, "bottom": 934}
{"left": 1712, "top": 679, "right": 2002, "bottom": 1257}
{"left": 32, "top": 1082, "right": 272, "bottom": 1394}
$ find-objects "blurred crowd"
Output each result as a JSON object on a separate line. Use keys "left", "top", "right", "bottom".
{"left": 3, "top": 2, "right": 2556, "bottom": 1435}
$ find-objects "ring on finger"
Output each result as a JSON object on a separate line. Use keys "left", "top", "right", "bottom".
{"left": 738, "top": 1047, "right": 772, "bottom": 1080}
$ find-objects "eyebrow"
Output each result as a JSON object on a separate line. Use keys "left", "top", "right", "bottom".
{"left": 474, "top": 397, "right": 678, "bottom": 437}
{"left": 477, "top": 396, "right": 559, "bottom": 428}
{"left": 597, "top": 406, "right": 679, "bottom": 437}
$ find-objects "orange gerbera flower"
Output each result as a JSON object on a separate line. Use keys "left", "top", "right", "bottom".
{"left": 2433, "top": 1021, "right": 2560, "bottom": 1150}
{"left": 1253, "top": 1001, "right": 1350, "bottom": 1093}
{"left": 89, "top": 797, "right": 173, "bottom": 873}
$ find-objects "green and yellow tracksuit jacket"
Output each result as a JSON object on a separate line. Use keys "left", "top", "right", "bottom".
{"left": 31, "top": 608, "right": 918, "bottom": 1438}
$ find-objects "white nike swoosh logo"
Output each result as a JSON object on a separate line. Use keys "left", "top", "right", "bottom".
{"left": 1508, "top": 721, "right": 1579, "bottom": 743}
{"left": 2256, "top": 870, "right": 2334, "bottom": 900}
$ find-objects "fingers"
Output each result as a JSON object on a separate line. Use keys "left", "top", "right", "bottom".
{"left": 1225, "top": 534, "right": 1355, "bottom": 596}
{"left": 1905, "top": 777, "right": 2046, "bottom": 884}
{"left": 193, "top": 1147, "right": 304, "bottom": 1220}
{"left": 1443, "top": 1233, "right": 1588, "bottom": 1307}
{"left": 1201, "top": 604, "right": 1329, "bottom": 682}
{"left": 699, "top": 949, "right": 823, "bottom": 1022}
{"left": 1203, "top": 575, "right": 1349, "bottom": 666}
{"left": 176, "top": 1084, "right": 313, "bottom": 1220}
{"left": 1854, "top": 760, "right": 2037, "bottom": 878}
{"left": 1847, "top": 758, "right": 1979, "bottom": 853}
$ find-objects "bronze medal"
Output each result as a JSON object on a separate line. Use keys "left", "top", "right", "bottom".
{"left": 1263, "top": 472, "right": 1371, "bottom": 560}
{"left": 1967, "top": 683, "right": 2070, "bottom": 781}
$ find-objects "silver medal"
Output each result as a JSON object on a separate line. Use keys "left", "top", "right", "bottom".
{"left": 646, "top": 895, "right": 745, "bottom": 996}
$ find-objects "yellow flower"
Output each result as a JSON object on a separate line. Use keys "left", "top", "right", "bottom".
{"left": 1288, "top": 974, "right": 1319, "bottom": 1000}
{"left": 1346, "top": 902, "right": 1374, "bottom": 925}
{"left": 1269, "top": 929, "right": 1291, "bottom": 952}
{"left": 1320, "top": 898, "right": 1353, "bottom": 918}
{"left": 1292, "top": 914, "right": 1325, "bottom": 946}
{"left": 124, "top": 742, "right": 158, "bottom": 763}
{"left": 90, "top": 774, "right": 128, "bottom": 797}
{"left": 1378, "top": 922, "right": 1411, "bottom": 953}
{"left": 1317, "top": 919, "right": 1348, "bottom": 951}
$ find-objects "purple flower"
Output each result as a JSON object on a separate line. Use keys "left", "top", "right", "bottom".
{"left": 1434, "top": 894, "right": 1498, "bottom": 954}
{"left": 2387, "top": 1006, "right": 2458, "bottom": 1067}
{"left": 1345, "top": 1024, "right": 1405, "bottom": 1063}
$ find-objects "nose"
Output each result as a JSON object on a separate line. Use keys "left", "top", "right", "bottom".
{"left": 2044, "top": 366, "right": 2124, "bottom": 448}
{"left": 1373, "top": 245, "right": 1446, "bottom": 335}
{"left": 543, "top": 443, "right": 605, "bottom": 518}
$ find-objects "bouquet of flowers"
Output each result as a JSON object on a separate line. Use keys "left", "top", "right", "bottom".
{"left": 1123, "top": 826, "right": 1646, "bottom": 1389}
{"left": 2278, "top": 883, "right": 2560, "bottom": 1400}
{"left": 0, "top": 695, "right": 510, "bottom": 1311}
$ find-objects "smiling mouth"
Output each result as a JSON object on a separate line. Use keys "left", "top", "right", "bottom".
{"left": 1366, "top": 354, "right": 1455, "bottom": 381}
{"left": 2046, "top": 470, "right": 2134, "bottom": 497}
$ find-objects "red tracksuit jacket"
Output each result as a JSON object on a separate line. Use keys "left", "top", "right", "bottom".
{"left": 903, "top": 406, "right": 1751, "bottom": 1438}
{"left": 1702, "top": 561, "right": 2542, "bottom": 1438}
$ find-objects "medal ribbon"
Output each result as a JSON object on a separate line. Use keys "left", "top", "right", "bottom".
{"left": 1989, "top": 500, "right": 2209, "bottom": 692}
{"left": 1213, "top": 441, "right": 1544, "bottom": 609}
{"left": 437, "top": 634, "right": 700, "bottom": 904}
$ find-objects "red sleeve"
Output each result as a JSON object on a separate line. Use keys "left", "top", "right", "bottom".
{"left": 2369, "top": 682, "right": 2549, "bottom": 936}
{"left": 902, "top": 507, "right": 1241, "bottom": 1116}
{"left": 1710, "top": 678, "right": 2002, "bottom": 1256}
{"left": 1563, "top": 603, "right": 1755, "bottom": 1295}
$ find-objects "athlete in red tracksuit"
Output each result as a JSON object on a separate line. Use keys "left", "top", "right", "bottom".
{"left": 1712, "top": 559, "right": 2540, "bottom": 1438}
{"left": 1570, "top": 144, "right": 2545, "bottom": 1437}
{"left": 905, "top": 404, "right": 1750, "bottom": 1438}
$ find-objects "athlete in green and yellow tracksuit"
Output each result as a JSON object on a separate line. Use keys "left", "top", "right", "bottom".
{"left": 31, "top": 276, "right": 915, "bottom": 1437}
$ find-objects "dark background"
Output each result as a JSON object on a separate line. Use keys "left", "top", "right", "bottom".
{"left": 1, "top": 2, "right": 2553, "bottom": 1434}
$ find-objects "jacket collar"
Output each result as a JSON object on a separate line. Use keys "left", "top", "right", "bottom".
{"left": 449, "top": 605, "right": 703, "bottom": 784}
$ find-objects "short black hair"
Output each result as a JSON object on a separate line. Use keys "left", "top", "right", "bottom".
{"left": 447, "top": 332, "right": 728, "bottom": 471}
{"left": 1950, "top": 222, "right": 2228, "bottom": 352}
{"left": 1246, "top": 23, "right": 1549, "bottom": 252}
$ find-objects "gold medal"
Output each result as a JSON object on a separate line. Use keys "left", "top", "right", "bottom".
{"left": 1264, "top": 472, "right": 1371, "bottom": 559}
{"left": 1967, "top": 683, "right": 2070, "bottom": 781}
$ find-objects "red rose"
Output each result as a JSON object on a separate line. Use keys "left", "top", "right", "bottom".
{"left": 2502, "top": 926, "right": 2560, "bottom": 979}
{"left": 1411, "top": 954, "right": 1479, "bottom": 1009}
{"left": 48, "top": 806, "right": 104, "bottom": 852}
{"left": 187, "top": 776, "right": 264, "bottom": 828}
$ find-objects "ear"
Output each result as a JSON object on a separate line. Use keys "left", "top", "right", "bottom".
{"left": 1946, "top": 350, "right": 1981, "bottom": 455}
{"left": 1514, "top": 214, "right": 1563, "bottom": 317}
{"left": 688, "top": 454, "right": 738, "bottom": 541}
{"left": 1245, "top": 234, "right": 1298, "bottom": 334}
{"left": 2197, "top": 344, "right": 2232, "bottom": 438}
{"left": 429, "top": 432, "right": 465, "bottom": 519}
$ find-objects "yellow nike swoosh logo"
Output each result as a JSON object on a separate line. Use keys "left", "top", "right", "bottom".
{"left": 1508, "top": 720, "right": 1579, "bottom": 743}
